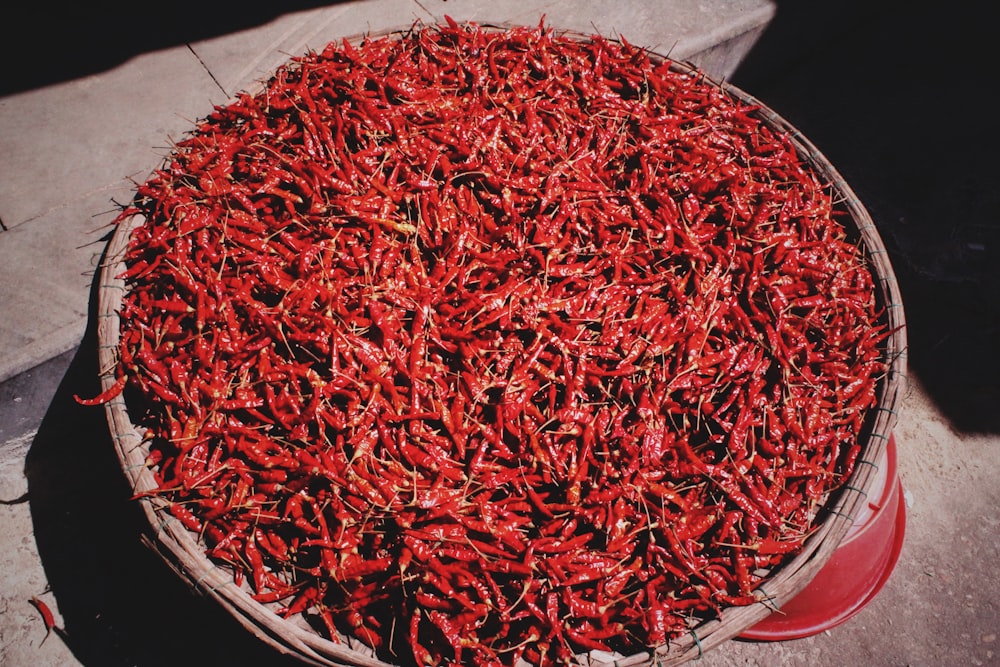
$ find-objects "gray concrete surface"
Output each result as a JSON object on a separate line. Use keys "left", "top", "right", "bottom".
{"left": 2, "top": 2, "right": 999, "bottom": 666}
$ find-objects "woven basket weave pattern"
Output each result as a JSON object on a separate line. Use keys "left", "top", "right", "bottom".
{"left": 96, "top": 23, "right": 907, "bottom": 667}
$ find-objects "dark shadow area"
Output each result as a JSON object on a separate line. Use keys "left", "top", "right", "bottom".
{"left": 23, "top": 238, "right": 303, "bottom": 666}
{"left": 731, "top": 1, "right": 1000, "bottom": 433}
{"left": 1, "top": 2, "right": 349, "bottom": 96}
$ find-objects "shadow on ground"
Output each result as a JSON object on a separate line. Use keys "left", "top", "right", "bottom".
{"left": 732, "top": 1, "right": 1000, "bottom": 434}
{"left": 2, "top": 1, "right": 348, "bottom": 96}
{"left": 23, "top": 249, "right": 303, "bottom": 667}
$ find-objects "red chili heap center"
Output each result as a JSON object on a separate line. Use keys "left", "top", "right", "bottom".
{"left": 110, "top": 20, "right": 888, "bottom": 667}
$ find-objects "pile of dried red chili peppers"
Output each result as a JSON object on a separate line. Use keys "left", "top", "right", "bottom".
{"left": 96, "top": 18, "right": 890, "bottom": 666}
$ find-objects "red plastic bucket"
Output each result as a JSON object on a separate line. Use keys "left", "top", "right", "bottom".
{"left": 740, "top": 433, "right": 905, "bottom": 640}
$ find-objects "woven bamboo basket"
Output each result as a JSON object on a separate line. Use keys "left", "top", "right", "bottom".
{"left": 95, "top": 22, "right": 907, "bottom": 667}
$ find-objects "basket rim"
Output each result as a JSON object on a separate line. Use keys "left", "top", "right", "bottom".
{"left": 94, "top": 19, "right": 907, "bottom": 667}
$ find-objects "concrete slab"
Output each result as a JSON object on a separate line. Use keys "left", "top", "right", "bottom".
{"left": 0, "top": 190, "right": 126, "bottom": 382}
{"left": 0, "top": 47, "right": 218, "bottom": 229}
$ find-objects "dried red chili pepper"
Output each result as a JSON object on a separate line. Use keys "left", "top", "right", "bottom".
{"left": 98, "top": 18, "right": 891, "bottom": 666}
{"left": 28, "top": 596, "right": 57, "bottom": 645}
